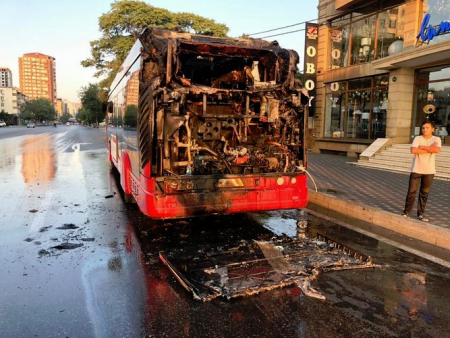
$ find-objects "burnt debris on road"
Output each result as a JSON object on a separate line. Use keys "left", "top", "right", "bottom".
{"left": 160, "top": 229, "right": 377, "bottom": 301}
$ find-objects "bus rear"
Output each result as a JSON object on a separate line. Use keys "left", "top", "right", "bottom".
{"left": 108, "top": 28, "right": 309, "bottom": 219}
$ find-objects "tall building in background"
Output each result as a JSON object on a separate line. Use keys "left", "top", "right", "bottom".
{"left": 55, "top": 98, "right": 64, "bottom": 118}
{"left": 19, "top": 53, "right": 57, "bottom": 105}
{"left": 0, "top": 67, "right": 13, "bottom": 87}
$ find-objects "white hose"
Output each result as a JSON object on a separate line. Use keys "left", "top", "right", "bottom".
{"left": 305, "top": 169, "right": 318, "bottom": 193}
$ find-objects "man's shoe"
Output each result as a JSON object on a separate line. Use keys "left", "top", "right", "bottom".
{"left": 402, "top": 213, "right": 410, "bottom": 218}
{"left": 418, "top": 215, "right": 429, "bottom": 222}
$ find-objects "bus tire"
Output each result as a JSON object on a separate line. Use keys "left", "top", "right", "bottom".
{"left": 121, "top": 153, "right": 135, "bottom": 203}
{"left": 124, "top": 192, "right": 134, "bottom": 203}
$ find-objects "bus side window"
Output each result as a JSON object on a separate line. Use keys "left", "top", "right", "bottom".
{"left": 107, "top": 101, "right": 113, "bottom": 115}
{"left": 107, "top": 101, "right": 114, "bottom": 126}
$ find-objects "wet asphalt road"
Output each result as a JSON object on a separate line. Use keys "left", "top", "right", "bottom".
{"left": 1, "top": 125, "right": 450, "bottom": 338}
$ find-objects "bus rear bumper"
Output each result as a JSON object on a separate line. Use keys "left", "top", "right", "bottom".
{"left": 135, "top": 179, "right": 308, "bottom": 219}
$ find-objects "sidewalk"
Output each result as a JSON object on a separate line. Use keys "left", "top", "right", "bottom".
{"left": 306, "top": 152, "right": 450, "bottom": 250}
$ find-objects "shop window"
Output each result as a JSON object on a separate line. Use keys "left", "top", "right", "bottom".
{"left": 325, "top": 76, "right": 388, "bottom": 140}
{"left": 330, "top": 15, "right": 350, "bottom": 69}
{"left": 376, "top": 5, "right": 405, "bottom": 60}
{"left": 414, "top": 66, "right": 450, "bottom": 138}
{"left": 372, "top": 88, "right": 388, "bottom": 139}
{"left": 347, "top": 89, "right": 373, "bottom": 139}
{"left": 349, "top": 77, "right": 372, "bottom": 90}
{"left": 374, "top": 74, "right": 389, "bottom": 87}
{"left": 350, "top": 15, "right": 376, "bottom": 65}
{"left": 329, "top": 2, "right": 406, "bottom": 68}
{"left": 330, "top": 27, "right": 350, "bottom": 69}
{"left": 324, "top": 81, "right": 347, "bottom": 137}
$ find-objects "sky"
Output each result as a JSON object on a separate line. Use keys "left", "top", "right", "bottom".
{"left": 2, "top": 0, "right": 319, "bottom": 103}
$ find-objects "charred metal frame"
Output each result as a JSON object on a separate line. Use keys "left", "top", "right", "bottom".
{"left": 138, "top": 28, "right": 309, "bottom": 178}
{"left": 108, "top": 28, "right": 310, "bottom": 218}
{"left": 160, "top": 234, "right": 376, "bottom": 301}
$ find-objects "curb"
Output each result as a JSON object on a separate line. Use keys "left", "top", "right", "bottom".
{"left": 309, "top": 190, "right": 450, "bottom": 251}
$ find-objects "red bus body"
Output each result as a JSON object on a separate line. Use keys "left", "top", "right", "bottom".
{"left": 107, "top": 28, "right": 309, "bottom": 219}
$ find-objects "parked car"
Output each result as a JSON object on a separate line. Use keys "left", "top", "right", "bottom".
{"left": 0, "top": 121, "right": 6, "bottom": 127}
{"left": 27, "top": 123, "right": 35, "bottom": 128}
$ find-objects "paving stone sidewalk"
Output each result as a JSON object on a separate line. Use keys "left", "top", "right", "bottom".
{"left": 306, "top": 152, "right": 450, "bottom": 229}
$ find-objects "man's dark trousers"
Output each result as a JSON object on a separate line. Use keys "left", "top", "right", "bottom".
{"left": 403, "top": 173, "right": 434, "bottom": 216}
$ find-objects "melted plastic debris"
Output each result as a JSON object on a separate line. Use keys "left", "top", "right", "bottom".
{"left": 51, "top": 243, "right": 84, "bottom": 250}
{"left": 56, "top": 223, "right": 79, "bottom": 230}
{"left": 160, "top": 234, "right": 378, "bottom": 301}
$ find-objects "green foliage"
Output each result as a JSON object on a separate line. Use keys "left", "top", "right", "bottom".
{"left": 21, "top": 99, "right": 55, "bottom": 122}
{"left": 79, "top": 83, "right": 103, "bottom": 125}
{"left": 0, "top": 110, "right": 14, "bottom": 124}
{"left": 98, "top": 75, "right": 113, "bottom": 103}
{"left": 60, "top": 112, "right": 73, "bottom": 124}
{"left": 174, "top": 12, "right": 228, "bottom": 36}
{"left": 124, "top": 105, "right": 137, "bottom": 128}
{"left": 81, "top": 0, "right": 229, "bottom": 88}
{"left": 76, "top": 108, "right": 89, "bottom": 124}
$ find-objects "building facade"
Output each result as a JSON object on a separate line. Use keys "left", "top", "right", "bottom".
{"left": 15, "top": 89, "right": 28, "bottom": 117}
{"left": 0, "top": 87, "right": 27, "bottom": 115}
{"left": 55, "top": 98, "right": 64, "bottom": 118}
{"left": 18, "top": 53, "right": 57, "bottom": 105}
{"left": 0, "top": 87, "right": 15, "bottom": 114}
{"left": 312, "top": 0, "right": 450, "bottom": 156}
{"left": 0, "top": 67, "right": 13, "bottom": 87}
{"left": 66, "top": 101, "right": 78, "bottom": 117}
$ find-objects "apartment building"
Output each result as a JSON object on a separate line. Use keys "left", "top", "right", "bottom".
{"left": 55, "top": 98, "right": 64, "bottom": 118}
{"left": 0, "top": 67, "right": 13, "bottom": 87}
{"left": 311, "top": 0, "right": 450, "bottom": 156}
{"left": 0, "top": 87, "right": 27, "bottom": 116}
{"left": 19, "top": 53, "right": 57, "bottom": 105}
{"left": 0, "top": 88, "right": 15, "bottom": 113}
{"left": 15, "top": 89, "right": 28, "bottom": 115}
{"left": 66, "top": 101, "right": 78, "bottom": 117}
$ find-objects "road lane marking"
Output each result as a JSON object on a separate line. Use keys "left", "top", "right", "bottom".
{"left": 30, "top": 191, "right": 53, "bottom": 232}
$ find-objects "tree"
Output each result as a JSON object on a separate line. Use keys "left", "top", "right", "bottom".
{"left": 60, "top": 112, "right": 73, "bottom": 124}
{"left": 21, "top": 99, "right": 55, "bottom": 123}
{"left": 0, "top": 110, "right": 14, "bottom": 124}
{"left": 79, "top": 83, "right": 102, "bottom": 126}
{"left": 81, "top": 0, "right": 229, "bottom": 88}
{"left": 124, "top": 104, "right": 137, "bottom": 128}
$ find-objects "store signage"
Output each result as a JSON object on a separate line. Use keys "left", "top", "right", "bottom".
{"left": 330, "top": 82, "right": 339, "bottom": 92}
{"left": 304, "top": 22, "right": 319, "bottom": 117}
{"left": 417, "top": 13, "right": 450, "bottom": 43}
{"left": 331, "top": 29, "right": 342, "bottom": 43}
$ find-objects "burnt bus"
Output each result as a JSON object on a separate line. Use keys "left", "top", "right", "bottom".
{"left": 107, "top": 27, "right": 309, "bottom": 219}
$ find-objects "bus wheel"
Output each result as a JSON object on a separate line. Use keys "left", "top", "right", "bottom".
{"left": 124, "top": 192, "right": 134, "bottom": 203}
{"left": 121, "top": 156, "right": 134, "bottom": 203}
{"left": 108, "top": 144, "right": 114, "bottom": 171}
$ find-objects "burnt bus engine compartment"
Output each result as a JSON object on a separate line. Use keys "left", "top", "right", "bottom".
{"left": 138, "top": 28, "right": 310, "bottom": 181}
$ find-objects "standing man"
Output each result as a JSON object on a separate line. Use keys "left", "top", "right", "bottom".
{"left": 403, "top": 120, "right": 441, "bottom": 222}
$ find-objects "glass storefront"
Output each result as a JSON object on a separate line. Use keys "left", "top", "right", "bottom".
{"left": 329, "top": 2, "right": 406, "bottom": 69}
{"left": 376, "top": 6, "right": 406, "bottom": 59}
{"left": 325, "top": 75, "right": 389, "bottom": 140}
{"left": 350, "top": 14, "right": 376, "bottom": 65}
{"left": 330, "top": 15, "right": 350, "bottom": 69}
{"left": 322, "top": 0, "right": 450, "bottom": 148}
{"left": 414, "top": 65, "right": 450, "bottom": 138}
